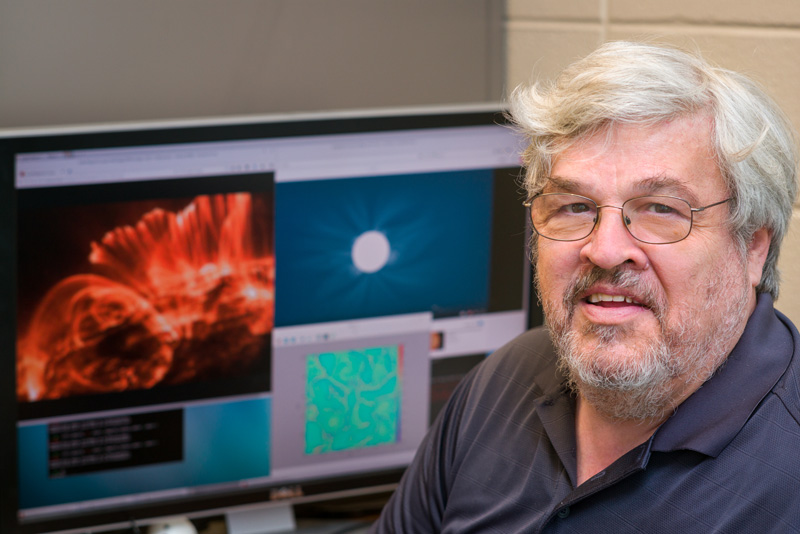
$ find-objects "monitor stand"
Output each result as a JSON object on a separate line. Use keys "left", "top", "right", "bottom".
{"left": 146, "top": 516, "right": 200, "bottom": 534}
{"left": 146, "top": 503, "right": 368, "bottom": 534}
{"left": 144, "top": 505, "right": 295, "bottom": 534}
{"left": 226, "top": 502, "right": 368, "bottom": 534}
{"left": 226, "top": 503, "right": 296, "bottom": 534}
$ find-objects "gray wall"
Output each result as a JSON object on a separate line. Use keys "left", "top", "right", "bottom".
{"left": 0, "top": 1, "right": 505, "bottom": 128}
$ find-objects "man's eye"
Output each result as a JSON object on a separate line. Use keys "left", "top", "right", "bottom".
{"left": 562, "top": 203, "right": 592, "bottom": 214}
{"left": 645, "top": 202, "right": 677, "bottom": 215}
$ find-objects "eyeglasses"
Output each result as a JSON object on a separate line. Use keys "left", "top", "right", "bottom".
{"left": 523, "top": 193, "right": 732, "bottom": 244}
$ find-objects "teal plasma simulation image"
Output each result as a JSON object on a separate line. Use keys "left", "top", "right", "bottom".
{"left": 305, "top": 345, "right": 402, "bottom": 455}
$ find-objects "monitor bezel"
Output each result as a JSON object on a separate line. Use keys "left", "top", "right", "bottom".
{"left": 1, "top": 104, "right": 536, "bottom": 534}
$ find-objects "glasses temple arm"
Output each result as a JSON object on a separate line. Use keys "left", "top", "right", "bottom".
{"left": 691, "top": 198, "right": 732, "bottom": 213}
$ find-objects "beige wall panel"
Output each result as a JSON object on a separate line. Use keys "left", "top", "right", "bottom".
{"left": 506, "top": 24, "right": 602, "bottom": 93}
{"left": 0, "top": 0, "right": 504, "bottom": 128}
{"left": 776, "top": 210, "right": 800, "bottom": 325}
{"left": 605, "top": 29, "right": 800, "bottom": 140}
{"left": 610, "top": 0, "right": 800, "bottom": 26}
{"left": 508, "top": 0, "right": 601, "bottom": 21}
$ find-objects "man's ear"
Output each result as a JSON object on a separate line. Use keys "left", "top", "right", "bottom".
{"left": 747, "top": 228, "right": 771, "bottom": 288}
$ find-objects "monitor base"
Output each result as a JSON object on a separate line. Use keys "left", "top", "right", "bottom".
{"left": 226, "top": 504, "right": 296, "bottom": 534}
{"left": 146, "top": 516, "right": 198, "bottom": 534}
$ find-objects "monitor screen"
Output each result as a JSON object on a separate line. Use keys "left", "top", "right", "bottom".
{"left": 1, "top": 105, "right": 535, "bottom": 533}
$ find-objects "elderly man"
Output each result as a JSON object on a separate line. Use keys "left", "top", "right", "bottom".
{"left": 370, "top": 42, "right": 800, "bottom": 533}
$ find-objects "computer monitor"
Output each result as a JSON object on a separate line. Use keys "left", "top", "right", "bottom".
{"left": 1, "top": 105, "right": 535, "bottom": 534}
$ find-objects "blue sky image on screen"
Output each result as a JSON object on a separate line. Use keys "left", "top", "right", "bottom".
{"left": 18, "top": 398, "right": 271, "bottom": 509}
{"left": 274, "top": 170, "right": 494, "bottom": 327}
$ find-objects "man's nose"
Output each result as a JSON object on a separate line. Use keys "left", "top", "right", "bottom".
{"left": 579, "top": 206, "right": 650, "bottom": 270}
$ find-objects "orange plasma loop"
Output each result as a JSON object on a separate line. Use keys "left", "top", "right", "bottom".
{"left": 17, "top": 193, "right": 275, "bottom": 402}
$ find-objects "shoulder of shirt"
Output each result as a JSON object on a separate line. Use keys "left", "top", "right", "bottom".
{"left": 460, "top": 325, "right": 562, "bottom": 401}
{"left": 773, "top": 308, "right": 800, "bottom": 426}
{"left": 488, "top": 324, "right": 557, "bottom": 366}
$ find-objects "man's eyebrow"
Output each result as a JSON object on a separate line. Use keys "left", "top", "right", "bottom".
{"left": 543, "top": 174, "right": 701, "bottom": 204}
{"left": 632, "top": 175, "right": 700, "bottom": 203}
{"left": 542, "top": 176, "right": 583, "bottom": 193}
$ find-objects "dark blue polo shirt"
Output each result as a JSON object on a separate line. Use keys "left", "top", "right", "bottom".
{"left": 371, "top": 294, "right": 800, "bottom": 533}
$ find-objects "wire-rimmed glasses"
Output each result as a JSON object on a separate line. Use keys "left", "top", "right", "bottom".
{"left": 523, "top": 193, "right": 732, "bottom": 244}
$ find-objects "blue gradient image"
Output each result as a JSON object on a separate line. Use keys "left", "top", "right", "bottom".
{"left": 275, "top": 170, "right": 494, "bottom": 326}
{"left": 18, "top": 398, "right": 271, "bottom": 509}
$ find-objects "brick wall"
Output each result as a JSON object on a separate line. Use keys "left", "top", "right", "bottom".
{"left": 506, "top": 0, "right": 800, "bottom": 324}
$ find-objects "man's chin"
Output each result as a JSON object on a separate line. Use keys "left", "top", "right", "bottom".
{"left": 574, "top": 377, "right": 679, "bottom": 422}
{"left": 554, "top": 327, "right": 679, "bottom": 420}
{"left": 573, "top": 320, "right": 656, "bottom": 354}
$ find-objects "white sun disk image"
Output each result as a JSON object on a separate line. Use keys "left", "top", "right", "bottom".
{"left": 352, "top": 230, "right": 391, "bottom": 273}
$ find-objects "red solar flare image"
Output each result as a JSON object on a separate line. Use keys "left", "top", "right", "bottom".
{"left": 17, "top": 191, "right": 275, "bottom": 402}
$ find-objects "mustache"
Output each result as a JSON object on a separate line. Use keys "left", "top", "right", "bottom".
{"left": 564, "top": 266, "right": 666, "bottom": 317}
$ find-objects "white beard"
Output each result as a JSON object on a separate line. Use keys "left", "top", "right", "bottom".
{"left": 541, "top": 262, "right": 752, "bottom": 421}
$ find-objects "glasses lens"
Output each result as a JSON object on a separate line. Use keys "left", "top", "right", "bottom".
{"left": 623, "top": 196, "right": 692, "bottom": 244}
{"left": 530, "top": 194, "right": 597, "bottom": 241}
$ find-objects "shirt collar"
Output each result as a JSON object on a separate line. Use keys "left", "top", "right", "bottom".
{"left": 652, "top": 293, "right": 795, "bottom": 456}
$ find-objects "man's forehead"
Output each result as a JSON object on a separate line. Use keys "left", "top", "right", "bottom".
{"left": 553, "top": 113, "right": 716, "bottom": 159}
{"left": 544, "top": 117, "right": 720, "bottom": 203}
